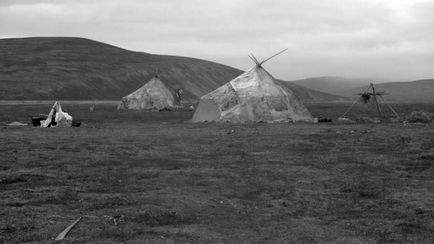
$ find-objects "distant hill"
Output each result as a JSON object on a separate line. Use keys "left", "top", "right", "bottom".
{"left": 0, "top": 37, "right": 342, "bottom": 102}
{"left": 291, "top": 76, "right": 370, "bottom": 96}
{"left": 278, "top": 80, "right": 347, "bottom": 102}
{"left": 292, "top": 76, "right": 434, "bottom": 103}
{"left": 346, "top": 80, "right": 434, "bottom": 103}
{"left": 0, "top": 37, "right": 240, "bottom": 102}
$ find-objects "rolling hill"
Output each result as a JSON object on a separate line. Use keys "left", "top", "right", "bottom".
{"left": 292, "top": 76, "right": 434, "bottom": 103}
{"left": 278, "top": 80, "right": 347, "bottom": 102}
{"left": 346, "top": 80, "right": 434, "bottom": 102}
{"left": 0, "top": 37, "right": 342, "bottom": 102}
{"left": 291, "top": 76, "right": 370, "bottom": 96}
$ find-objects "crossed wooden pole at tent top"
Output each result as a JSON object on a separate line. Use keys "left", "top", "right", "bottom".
{"left": 248, "top": 48, "right": 288, "bottom": 67}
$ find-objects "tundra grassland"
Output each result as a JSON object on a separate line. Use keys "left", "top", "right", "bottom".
{"left": 1, "top": 102, "right": 433, "bottom": 243}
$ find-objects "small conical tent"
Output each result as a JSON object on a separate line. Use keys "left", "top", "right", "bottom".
{"left": 118, "top": 76, "right": 179, "bottom": 110}
{"left": 192, "top": 52, "right": 313, "bottom": 123}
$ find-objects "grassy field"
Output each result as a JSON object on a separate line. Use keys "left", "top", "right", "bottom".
{"left": 1, "top": 103, "right": 434, "bottom": 243}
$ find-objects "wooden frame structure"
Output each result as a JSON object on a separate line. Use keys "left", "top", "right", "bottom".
{"left": 340, "top": 83, "right": 400, "bottom": 121}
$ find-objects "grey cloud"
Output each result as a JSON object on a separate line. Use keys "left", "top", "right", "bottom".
{"left": 0, "top": 0, "right": 433, "bottom": 81}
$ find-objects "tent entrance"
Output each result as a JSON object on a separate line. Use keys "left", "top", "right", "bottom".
{"left": 192, "top": 99, "right": 220, "bottom": 122}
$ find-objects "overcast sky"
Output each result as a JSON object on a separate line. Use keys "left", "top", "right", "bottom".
{"left": 1, "top": 0, "right": 433, "bottom": 81}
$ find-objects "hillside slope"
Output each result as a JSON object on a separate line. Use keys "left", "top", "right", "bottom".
{"left": 291, "top": 76, "right": 370, "bottom": 96}
{"left": 0, "top": 37, "right": 242, "bottom": 101}
{"left": 279, "top": 80, "right": 347, "bottom": 102}
{"left": 0, "top": 37, "right": 342, "bottom": 102}
{"left": 292, "top": 76, "right": 434, "bottom": 103}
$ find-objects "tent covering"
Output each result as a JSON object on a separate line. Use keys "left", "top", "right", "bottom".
{"left": 192, "top": 65, "right": 313, "bottom": 123}
{"left": 118, "top": 77, "right": 179, "bottom": 110}
{"left": 41, "top": 101, "right": 73, "bottom": 127}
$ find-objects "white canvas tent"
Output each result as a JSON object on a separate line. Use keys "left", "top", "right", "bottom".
{"left": 40, "top": 101, "right": 73, "bottom": 127}
{"left": 118, "top": 76, "right": 179, "bottom": 111}
{"left": 192, "top": 51, "right": 313, "bottom": 123}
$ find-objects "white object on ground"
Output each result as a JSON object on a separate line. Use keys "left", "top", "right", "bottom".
{"left": 41, "top": 101, "right": 73, "bottom": 127}
{"left": 55, "top": 217, "right": 82, "bottom": 241}
{"left": 7, "top": 122, "right": 28, "bottom": 126}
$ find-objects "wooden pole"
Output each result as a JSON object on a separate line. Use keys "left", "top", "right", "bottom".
{"left": 248, "top": 54, "right": 259, "bottom": 65}
{"left": 55, "top": 217, "right": 82, "bottom": 241}
{"left": 371, "top": 83, "right": 382, "bottom": 119}
{"left": 250, "top": 53, "right": 260, "bottom": 65}
{"left": 379, "top": 95, "right": 400, "bottom": 119}
{"left": 259, "top": 48, "right": 288, "bottom": 65}
{"left": 340, "top": 84, "right": 372, "bottom": 118}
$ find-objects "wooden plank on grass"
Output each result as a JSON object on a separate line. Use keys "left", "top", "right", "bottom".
{"left": 55, "top": 217, "right": 82, "bottom": 241}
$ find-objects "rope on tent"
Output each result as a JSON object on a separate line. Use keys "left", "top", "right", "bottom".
{"left": 340, "top": 84, "right": 372, "bottom": 118}
{"left": 378, "top": 95, "right": 400, "bottom": 119}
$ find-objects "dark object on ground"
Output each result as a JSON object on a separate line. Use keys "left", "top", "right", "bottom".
{"left": 318, "top": 116, "right": 332, "bottom": 123}
{"left": 71, "top": 120, "right": 81, "bottom": 127}
{"left": 406, "top": 110, "right": 433, "bottom": 123}
{"left": 31, "top": 116, "right": 47, "bottom": 126}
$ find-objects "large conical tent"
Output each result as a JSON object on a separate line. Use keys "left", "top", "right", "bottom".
{"left": 118, "top": 75, "right": 180, "bottom": 110}
{"left": 192, "top": 51, "right": 313, "bottom": 123}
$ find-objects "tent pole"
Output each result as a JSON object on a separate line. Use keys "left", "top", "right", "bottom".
{"left": 341, "top": 97, "right": 359, "bottom": 118}
{"left": 250, "top": 53, "right": 260, "bottom": 65}
{"left": 248, "top": 55, "right": 259, "bottom": 65}
{"left": 379, "top": 95, "right": 400, "bottom": 119}
{"left": 371, "top": 83, "right": 382, "bottom": 119}
{"left": 340, "top": 84, "right": 372, "bottom": 118}
{"left": 259, "top": 48, "right": 288, "bottom": 65}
